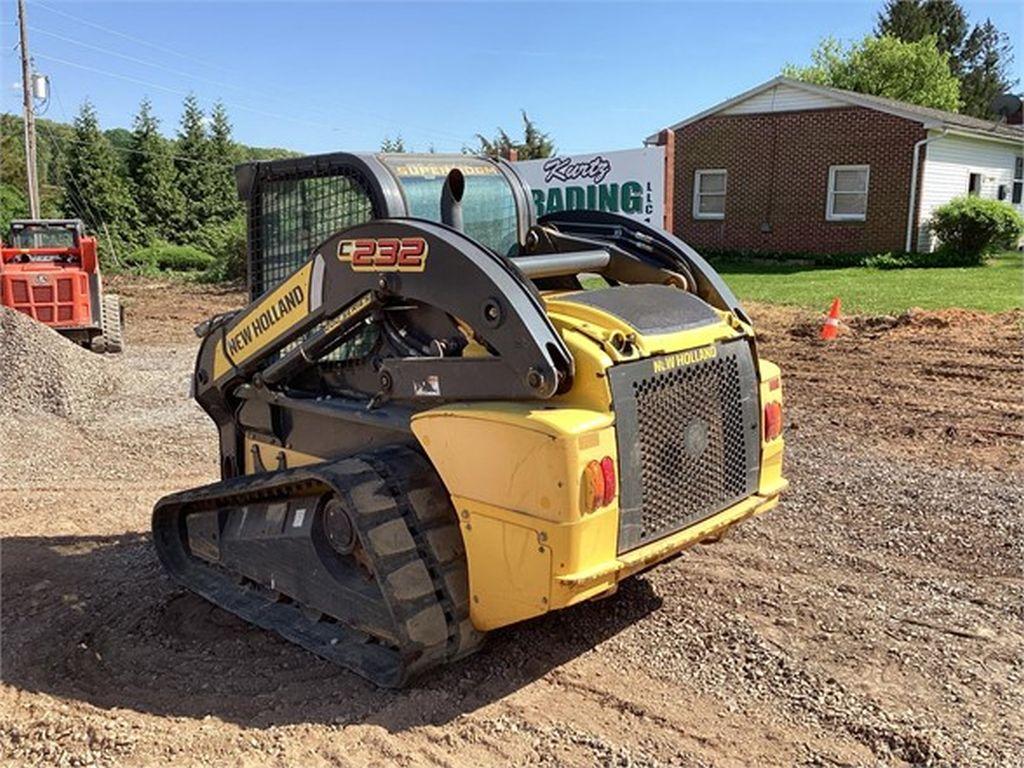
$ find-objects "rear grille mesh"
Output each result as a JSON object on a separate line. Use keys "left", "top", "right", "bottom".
{"left": 634, "top": 355, "right": 746, "bottom": 538}
{"left": 610, "top": 340, "right": 760, "bottom": 552}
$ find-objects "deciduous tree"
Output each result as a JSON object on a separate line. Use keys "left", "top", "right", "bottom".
{"left": 875, "top": 0, "right": 1016, "bottom": 117}
{"left": 876, "top": 0, "right": 968, "bottom": 67}
{"left": 783, "top": 35, "right": 961, "bottom": 112}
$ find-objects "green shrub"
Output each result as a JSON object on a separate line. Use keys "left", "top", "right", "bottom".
{"left": 860, "top": 250, "right": 982, "bottom": 269}
{"left": 127, "top": 242, "right": 215, "bottom": 272}
{"left": 708, "top": 245, "right": 1010, "bottom": 271}
{"left": 193, "top": 216, "right": 246, "bottom": 282}
{"left": 704, "top": 249, "right": 879, "bottom": 268}
{"left": 928, "top": 196, "right": 1024, "bottom": 264}
{"left": 862, "top": 252, "right": 913, "bottom": 270}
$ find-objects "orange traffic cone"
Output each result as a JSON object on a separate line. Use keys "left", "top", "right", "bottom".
{"left": 820, "top": 298, "right": 841, "bottom": 341}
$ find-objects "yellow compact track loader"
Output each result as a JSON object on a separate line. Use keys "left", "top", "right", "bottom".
{"left": 153, "top": 153, "right": 787, "bottom": 687}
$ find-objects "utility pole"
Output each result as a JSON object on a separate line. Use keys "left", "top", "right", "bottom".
{"left": 18, "top": 0, "right": 41, "bottom": 218}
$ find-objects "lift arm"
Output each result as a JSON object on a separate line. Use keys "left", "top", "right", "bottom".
{"left": 538, "top": 209, "right": 750, "bottom": 324}
{"left": 193, "top": 218, "right": 574, "bottom": 413}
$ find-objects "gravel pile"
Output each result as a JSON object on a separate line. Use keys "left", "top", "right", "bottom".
{"left": 0, "top": 307, "right": 118, "bottom": 419}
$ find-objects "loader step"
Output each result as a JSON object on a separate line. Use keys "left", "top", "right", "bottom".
{"left": 152, "top": 446, "right": 483, "bottom": 687}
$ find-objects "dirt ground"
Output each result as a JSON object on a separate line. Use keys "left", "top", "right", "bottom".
{"left": 1, "top": 277, "right": 1021, "bottom": 767}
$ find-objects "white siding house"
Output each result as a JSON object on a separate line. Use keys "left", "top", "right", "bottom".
{"left": 720, "top": 83, "right": 840, "bottom": 115}
{"left": 917, "top": 131, "right": 1024, "bottom": 251}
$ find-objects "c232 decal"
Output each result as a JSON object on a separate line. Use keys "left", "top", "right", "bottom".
{"left": 337, "top": 237, "right": 428, "bottom": 272}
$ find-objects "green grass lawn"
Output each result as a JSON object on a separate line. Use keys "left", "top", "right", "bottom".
{"left": 712, "top": 251, "right": 1023, "bottom": 314}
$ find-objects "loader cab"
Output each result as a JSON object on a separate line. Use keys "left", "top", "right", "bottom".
{"left": 5, "top": 219, "right": 85, "bottom": 260}
{"left": 1, "top": 218, "right": 109, "bottom": 341}
{"left": 378, "top": 155, "right": 523, "bottom": 258}
{"left": 237, "top": 152, "right": 532, "bottom": 301}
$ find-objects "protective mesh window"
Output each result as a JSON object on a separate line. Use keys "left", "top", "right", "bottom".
{"left": 250, "top": 171, "right": 376, "bottom": 300}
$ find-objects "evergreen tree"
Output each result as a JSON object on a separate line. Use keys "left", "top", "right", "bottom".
{"left": 175, "top": 94, "right": 216, "bottom": 232}
{"left": 207, "top": 101, "right": 240, "bottom": 223}
{"left": 65, "top": 100, "right": 140, "bottom": 255}
{"left": 520, "top": 112, "right": 555, "bottom": 160}
{"left": 876, "top": 0, "right": 968, "bottom": 69}
{"left": 128, "top": 98, "right": 184, "bottom": 242}
{"left": 959, "top": 20, "right": 1016, "bottom": 119}
{"left": 476, "top": 111, "right": 554, "bottom": 160}
{"left": 380, "top": 135, "right": 406, "bottom": 152}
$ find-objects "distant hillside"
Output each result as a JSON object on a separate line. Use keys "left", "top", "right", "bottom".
{"left": 0, "top": 110, "right": 303, "bottom": 280}
{"left": 0, "top": 112, "right": 300, "bottom": 222}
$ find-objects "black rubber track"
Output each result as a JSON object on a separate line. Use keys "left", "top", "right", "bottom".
{"left": 152, "top": 447, "right": 484, "bottom": 687}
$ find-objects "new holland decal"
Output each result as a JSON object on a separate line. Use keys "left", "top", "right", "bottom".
{"left": 213, "top": 261, "right": 315, "bottom": 379}
{"left": 652, "top": 345, "right": 717, "bottom": 374}
{"left": 226, "top": 285, "right": 305, "bottom": 357}
{"left": 337, "top": 237, "right": 428, "bottom": 272}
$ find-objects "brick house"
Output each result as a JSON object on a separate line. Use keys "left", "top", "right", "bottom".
{"left": 645, "top": 77, "right": 1024, "bottom": 254}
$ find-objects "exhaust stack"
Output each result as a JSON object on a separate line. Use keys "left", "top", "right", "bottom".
{"left": 441, "top": 168, "right": 465, "bottom": 231}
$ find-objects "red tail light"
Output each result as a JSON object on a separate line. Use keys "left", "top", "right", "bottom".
{"left": 583, "top": 456, "right": 617, "bottom": 511}
{"left": 764, "top": 401, "right": 782, "bottom": 441}
{"left": 599, "top": 456, "right": 616, "bottom": 506}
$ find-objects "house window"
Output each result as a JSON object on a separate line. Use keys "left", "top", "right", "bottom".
{"left": 968, "top": 172, "right": 982, "bottom": 196}
{"left": 1013, "top": 157, "right": 1023, "bottom": 205}
{"left": 693, "top": 169, "right": 726, "bottom": 219}
{"left": 826, "top": 165, "right": 869, "bottom": 221}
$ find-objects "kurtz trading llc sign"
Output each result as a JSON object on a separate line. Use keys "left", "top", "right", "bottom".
{"left": 516, "top": 147, "right": 665, "bottom": 226}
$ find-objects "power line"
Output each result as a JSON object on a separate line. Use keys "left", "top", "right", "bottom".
{"left": 7, "top": 119, "right": 285, "bottom": 177}
{"left": 27, "top": 25, "right": 254, "bottom": 99}
{"left": 37, "top": 119, "right": 114, "bottom": 242}
{"left": 34, "top": 52, "right": 190, "bottom": 96}
{"left": 28, "top": 3, "right": 476, "bottom": 148}
{"left": 7, "top": 110, "right": 276, "bottom": 170}
{"left": 48, "top": 85, "right": 234, "bottom": 170}
{"left": 32, "top": 0, "right": 240, "bottom": 77}
{"left": 34, "top": 52, "right": 361, "bottom": 135}
{"left": 42, "top": 132, "right": 235, "bottom": 169}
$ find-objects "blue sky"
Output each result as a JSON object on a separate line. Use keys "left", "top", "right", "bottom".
{"left": 3, "top": 1, "right": 1021, "bottom": 154}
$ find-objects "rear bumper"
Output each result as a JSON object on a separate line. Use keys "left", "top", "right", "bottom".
{"left": 450, "top": 477, "right": 786, "bottom": 632}
{"left": 558, "top": 482, "right": 786, "bottom": 590}
{"left": 1, "top": 267, "right": 98, "bottom": 327}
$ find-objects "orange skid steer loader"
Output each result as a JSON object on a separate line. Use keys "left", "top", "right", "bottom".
{"left": 1, "top": 219, "right": 123, "bottom": 352}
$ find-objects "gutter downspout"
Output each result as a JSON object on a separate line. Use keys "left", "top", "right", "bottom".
{"left": 905, "top": 128, "right": 949, "bottom": 252}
